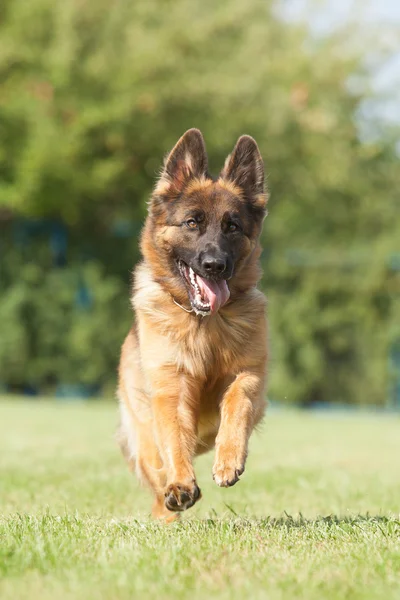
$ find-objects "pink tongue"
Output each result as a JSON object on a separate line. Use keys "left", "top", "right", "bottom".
{"left": 195, "top": 275, "right": 230, "bottom": 313}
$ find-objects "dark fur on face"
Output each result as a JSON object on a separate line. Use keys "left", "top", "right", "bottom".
{"left": 141, "top": 129, "right": 268, "bottom": 315}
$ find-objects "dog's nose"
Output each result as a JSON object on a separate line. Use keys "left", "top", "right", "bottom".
{"left": 201, "top": 254, "right": 226, "bottom": 276}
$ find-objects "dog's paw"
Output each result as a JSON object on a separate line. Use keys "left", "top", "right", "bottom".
{"left": 212, "top": 450, "right": 245, "bottom": 487}
{"left": 164, "top": 481, "right": 201, "bottom": 512}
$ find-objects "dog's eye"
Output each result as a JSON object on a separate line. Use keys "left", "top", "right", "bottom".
{"left": 227, "top": 222, "right": 239, "bottom": 232}
{"left": 186, "top": 218, "right": 198, "bottom": 229}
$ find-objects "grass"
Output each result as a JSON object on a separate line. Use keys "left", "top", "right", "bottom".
{"left": 0, "top": 399, "right": 399, "bottom": 600}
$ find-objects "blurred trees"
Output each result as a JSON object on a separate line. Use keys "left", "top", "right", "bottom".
{"left": 0, "top": 0, "right": 399, "bottom": 403}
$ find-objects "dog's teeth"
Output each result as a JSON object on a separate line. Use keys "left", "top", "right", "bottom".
{"left": 196, "top": 300, "right": 210, "bottom": 309}
{"left": 189, "top": 268, "right": 196, "bottom": 283}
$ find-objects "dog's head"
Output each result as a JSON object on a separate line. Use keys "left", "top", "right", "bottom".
{"left": 142, "top": 129, "right": 268, "bottom": 316}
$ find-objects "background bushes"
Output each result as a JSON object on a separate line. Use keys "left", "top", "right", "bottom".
{"left": 0, "top": 0, "right": 399, "bottom": 404}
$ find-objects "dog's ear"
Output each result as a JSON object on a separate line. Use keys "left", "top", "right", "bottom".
{"left": 220, "top": 135, "right": 267, "bottom": 210}
{"left": 155, "top": 129, "right": 208, "bottom": 196}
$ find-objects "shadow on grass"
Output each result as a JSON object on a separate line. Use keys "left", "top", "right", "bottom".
{"left": 3, "top": 512, "right": 398, "bottom": 535}
{"left": 179, "top": 512, "right": 400, "bottom": 532}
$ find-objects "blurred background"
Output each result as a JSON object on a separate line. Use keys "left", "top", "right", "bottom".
{"left": 0, "top": 0, "right": 399, "bottom": 408}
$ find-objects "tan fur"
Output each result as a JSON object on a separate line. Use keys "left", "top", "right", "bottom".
{"left": 118, "top": 130, "right": 268, "bottom": 520}
{"left": 185, "top": 176, "right": 214, "bottom": 195}
{"left": 153, "top": 178, "right": 171, "bottom": 196}
{"left": 217, "top": 177, "right": 243, "bottom": 197}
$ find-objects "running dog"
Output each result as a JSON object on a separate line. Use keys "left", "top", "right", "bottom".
{"left": 118, "top": 129, "right": 269, "bottom": 521}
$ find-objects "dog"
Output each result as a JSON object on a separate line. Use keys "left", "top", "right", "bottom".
{"left": 117, "top": 129, "right": 268, "bottom": 521}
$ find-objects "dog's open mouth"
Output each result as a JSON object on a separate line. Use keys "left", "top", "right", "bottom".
{"left": 177, "top": 260, "right": 230, "bottom": 316}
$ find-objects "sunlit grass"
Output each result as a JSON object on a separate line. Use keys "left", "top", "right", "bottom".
{"left": 0, "top": 399, "right": 399, "bottom": 599}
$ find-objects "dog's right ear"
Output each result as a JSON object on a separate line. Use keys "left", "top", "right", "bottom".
{"left": 154, "top": 129, "right": 208, "bottom": 197}
{"left": 220, "top": 135, "right": 267, "bottom": 212}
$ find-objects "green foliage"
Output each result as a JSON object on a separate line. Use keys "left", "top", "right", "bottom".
{"left": 0, "top": 241, "right": 129, "bottom": 392}
{"left": 0, "top": 0, "right": 399, "bottom": 402}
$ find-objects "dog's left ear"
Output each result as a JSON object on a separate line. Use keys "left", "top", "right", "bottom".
{"left": 155, "top": 129, "right": 208, "bottom": 196}
{"left": 220, "top": 135, "right": 268, "bottom": 211}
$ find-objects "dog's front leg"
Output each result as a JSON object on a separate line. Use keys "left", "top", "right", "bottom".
{"left": 213, "top": 370, "right": 266, "bottom": 487}
{"left": 151, "top": 368, "right": 201, "bottom": 512}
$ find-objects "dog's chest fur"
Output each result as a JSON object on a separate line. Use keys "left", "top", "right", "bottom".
{"left": 133, "top": 263, "right": 266, "bottom": 382}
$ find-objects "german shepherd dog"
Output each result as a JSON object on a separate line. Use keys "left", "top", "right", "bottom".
{"left": 118, "top": 129, "right": 268, "bottom": 521}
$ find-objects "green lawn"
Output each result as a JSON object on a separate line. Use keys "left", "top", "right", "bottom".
{"left": 0, "top": 399, "right": 399, "bottom": 600}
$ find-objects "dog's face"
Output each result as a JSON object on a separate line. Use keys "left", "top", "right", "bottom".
{"left": 144, "top": 129, "right": 268, "bottom": 316}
